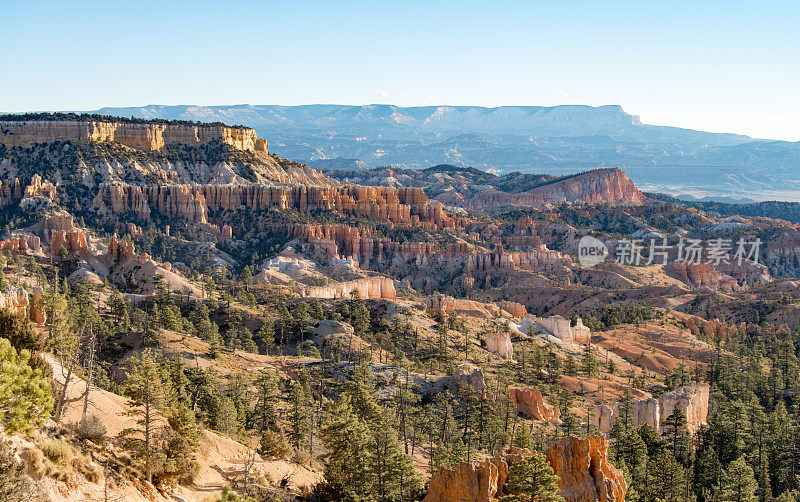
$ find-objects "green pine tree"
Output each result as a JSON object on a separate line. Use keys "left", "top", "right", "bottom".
{"left": 499, "top": 452, "right": 564, "bottom": 502}
{"left": 0, "top": 338, "right": 53, "bottom": 434}
{"left": 719, "top": 457, "right": 758, "bottom": 502}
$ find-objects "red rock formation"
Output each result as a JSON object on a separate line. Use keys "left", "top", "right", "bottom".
{"left": 423, "top": 448, "right": 528, "bottom": 502}
{"left": 509, "top": 387, "right": 560, "bottom": 422}
{"left": 545, "top": 435, "right": 627, "bottom": 502}
{"left": 0, "top": 288, "right": 30, "bottom": 316}
{"left": 499, "top": 300, "right": 527, "bottom": 318}
{"left": 0, "top": 234, "right": 42, "bottom": 255}
{"left": 93, "top": 183, "right": 454, "bottom": 228}
{"left": 0, "top": 287, "right": 45, "bottom": 323}
{"left": 670, "top": 262, "right": 739, "bottom": 292}
{"left": 289, "top": 222, "right": 568, "bottom": 276}
{"left": 424, "top": 437, "right": 625, "bottom": 502}
{"left": 107, "top": 235, "right": 137, "bottom": 262}
{"left": 423, "top": 457, "right": 502, "bottom": 502}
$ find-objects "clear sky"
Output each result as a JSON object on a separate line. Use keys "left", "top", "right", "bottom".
{"left": 2, "top": 0, "right": 798, "bottom": 140}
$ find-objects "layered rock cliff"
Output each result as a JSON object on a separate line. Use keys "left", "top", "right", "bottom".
{"left": 93, "top": 184, "right": 449, "bottom": 227}
{"left": 0, "top": 119, "right": 268, "bottom": 153}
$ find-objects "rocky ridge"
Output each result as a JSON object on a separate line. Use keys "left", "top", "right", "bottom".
{"left": 0, "top": 118, "right": 268, "bottom": 153}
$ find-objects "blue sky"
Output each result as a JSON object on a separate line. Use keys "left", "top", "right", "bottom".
{"left": 2, "top": 0, "right": 798, "bottom": 140}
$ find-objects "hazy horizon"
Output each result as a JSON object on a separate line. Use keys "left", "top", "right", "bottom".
{"left": 3, "top": 0, "right": 798, "bottom": 141}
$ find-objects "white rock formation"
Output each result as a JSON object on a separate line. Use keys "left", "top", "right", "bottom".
{"left": 594, "top": 383, "right": 710, "bottom": 435}
{"left": 518, "top": 314, "right": 591, "bottom": 344}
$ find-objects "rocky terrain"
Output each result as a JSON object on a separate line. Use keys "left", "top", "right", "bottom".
{"left": 85, "top": 103, "right": 800, "bottom": 200}
{"left": 326, "top": 165, "right": 645, "bottom": 209}
{"left": 1, "top": 112, "right": 799, "bottom": 501}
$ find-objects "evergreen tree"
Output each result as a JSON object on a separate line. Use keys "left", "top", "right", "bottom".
{"left": 582, "top": 345, "right": 598, "bottom": 377}
{"left": 120, "top": 348, "right": 167, "bottom": 484}
{"left": 0, "top": 338, "right": 53, "bottom": 434}
{"left": 662, "top": 408, "right": 690, "bottom": 464}
{"left": 499, "top": 452, "right": 564, "bottom": 502}
{"left": 319, "top": 396, "right": 373, "bottom": 499}
{"left": 250, "top": 371, "right": 278, "bottom": 433}
{"left": 288, "top": 383, "right": 309, "bottom": 450}
{"left": 720, "top": 457, "right": 758, "bottom": 502}
{"left": 646, "top": 450, "right": 689, "bottom": 502}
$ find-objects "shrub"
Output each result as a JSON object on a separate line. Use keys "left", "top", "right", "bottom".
{"left": 2, "top": 441, "right": 45, "bottom": 501}
{"left": 41, "top": 439, "right": 73, "bottom": 466}
{"left": 259, "top": 429, "right": 292, "bottom": 459}
{"left": 291, "top": 450, "right": 311, "bottom": 468}
{"left": 21, "top": 447, "right": 45, "bottom": 478}
{"left": 75, "top": 414, "right": 107, "bottom": 444}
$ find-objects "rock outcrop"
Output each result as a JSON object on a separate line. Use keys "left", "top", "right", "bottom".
{"left": 422, "top": 448, "right": 528, "bottom": 502}
{"left": 509, "top": 387, "right": 560, "bottom": 422}
{"left": 594, "top": 383, "right": 710, "bottom": 434}
{"left": 304, "top": 276, "right": 396, "bottom": 300}
{"left": 0, "top": 119, "right": 266, "bottom": 153}
{"left": 670, "top": 262, "right": 739, "bottom": 292}
{"left": 476, "top": 168, "right": 645, "bottom": 207}
{"left": 519, "top": 315, "right": 591, "bottom": 344}
{"left": 486, "top": 330, "right": 513, "bottom": 359}
{"left": 94, "top": 184, "right": 452, "bottom": 227}
{"left": 499, "top": 300, "right": 527, "bottom": 318}
{"left": 423, "top": 436, "right": 625, "bottom": 502}
{"left": 545, "top": 435, "right": 627, "bottom": 502}
{"left": 452, "top": 364, "right": 487, "bottom": 392}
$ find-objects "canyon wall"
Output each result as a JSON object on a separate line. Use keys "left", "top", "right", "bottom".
{"left": 0, "top": 119, "right": 268, "bottom": 153}
{"left": 94, "top": 184, "right": 449, "bottom": 227}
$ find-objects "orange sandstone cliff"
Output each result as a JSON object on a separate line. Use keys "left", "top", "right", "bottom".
{"left": 423, "top": 435, "right": 626, "bottom": 502}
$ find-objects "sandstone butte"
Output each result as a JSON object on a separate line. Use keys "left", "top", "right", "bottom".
{"left": 594, "top": 383, "right": 710, "bottom": 435}
{"left": 423, "top": 435, "right": 626, "bottom": 502}
{"left": 0, "top": 119, "right": 268, "bottom": 153}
